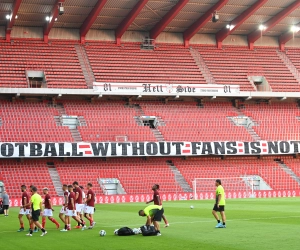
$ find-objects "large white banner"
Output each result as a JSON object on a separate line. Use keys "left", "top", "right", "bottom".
{"left": 0, "top": 141, "right": 299, "bottom": 158}
{"left": 93, "top": 82, "right": 240, "bottom": 95}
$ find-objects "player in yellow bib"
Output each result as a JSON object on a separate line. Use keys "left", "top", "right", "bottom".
{"left": 212, "top": 179, "right": 226, "bottom": 228}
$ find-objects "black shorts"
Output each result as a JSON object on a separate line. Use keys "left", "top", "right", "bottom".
{"left": 31, "top": 209, "right": 41, "bottom": 222}
{"left": 213, "top": 204, "right": 225, "bottom": 212}
{"left": 152, "top": 208, "right": 164, "bottom": 222}
{"left": 3, "top": 205, "right": 9, "bottom": 210}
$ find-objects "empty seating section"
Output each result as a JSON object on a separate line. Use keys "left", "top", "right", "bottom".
{"left": 85, "top": 43, "right": 206, "bottom": 84}
{"left": 55, "top": 158, "right": 180, "bottom": 195}
{"left": 173, "top": 157, "right": 300, "bottom": 191}
{"left": 0, "top": 41, "right": 86, "bottom": 89}
{"left": 138, "top": 101, "right": 253, "bottom": 141}
{"left": 242, "top": 102, "right": 300, "bottom": 141}
{"left": 62, "top": 100, "right": 156, "bottom": 142}
{"left": 286, "top": 49, "right": 300, "bottom": 72}
{"left": 1, "top": 160, "right": 56, "bottom": 198}
{"left": 0, "top": 100, "right": 73, "bottom": 142}
{"left": 195, "top": 46, "right": 300, "bottom": 92}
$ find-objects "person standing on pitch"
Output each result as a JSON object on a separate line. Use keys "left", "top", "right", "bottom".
{"left": 26, "top": 186, "right": 47, "bottom": 236}
{"left": 59, "top": 184, "right": 69, "bottom": 231}
{"left": 2, "top": 191, "right": 9, "bottom": 217}
{"left": 212, "top": 179, "right": 226, "bottom": 228}
{"left": 146, "top": 184, "right": 169, "bottom": 227}
{"left": 42, "top": 188, "right": 60, "bottom": 229}
{"left": 84, "top": 183, "right": 96, "bottom": 229}
{"left": 73, "top": 181, "right": 85, "bottom": 228}
{"left": 17, "top": 185, "right": 31, "bottom": 232}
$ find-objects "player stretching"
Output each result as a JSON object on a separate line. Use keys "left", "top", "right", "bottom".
{"left": 26, "top": 186, "right": 47, "bottom": 237}
{"left": 139, "top": 205, "right": 164, "bottom": 236}
{"left": 84, "top": 183, "right": 96, "bottom": 229}
{"left": 17, "top": 185, "right": 31, "bottom": 232}
{"left": 146, "top": 184, "right": 169, "bottom": 227}
{"left": 212, "top": 179, "right": 226, "bottom": 228}
{"left": 73, "top": 181, "right": 85, "bottom": 229}
{"left": 59, "top": 184, "right": 69, "bottom": 231}
{"left": 64, "top": 185, "right": 85, "bottom": 231}
{"left": 42, "top": 188, "right": 60, "bottom": 229}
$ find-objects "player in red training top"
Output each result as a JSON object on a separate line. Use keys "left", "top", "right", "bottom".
{"left": 73, "top": 181, "right": 85, "bottom": 229}
{"left": 59, "top": 184, "right": 69, "bottom": 232}
{"left": 84, "top": 183, "right": 96, "bottom": 229}
{"left": 146, "top": 184, "right": 169, "bottom": 227}
{"left": 63, "top": 185, "right": 85, "bottom": 231}
{"left": 42, "top": 188, "right": 60, "bottom": 229}
{"left": 17, "top": 185, "right": 32, "bottom": 232}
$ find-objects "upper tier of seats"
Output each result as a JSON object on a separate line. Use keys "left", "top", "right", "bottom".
{"left": 0, "top": 41, "right": 300, "bottom": 92}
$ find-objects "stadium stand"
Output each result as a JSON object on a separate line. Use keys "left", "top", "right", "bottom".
{"left": 85, "top": 43, "right": 206, "bottom": 84}
{"left": 0, "top": 40, "right": 86, "bottom": 89}
{"left": 1, "top": 160, "right": 56, "bottom": 198}
{"left": 0, "top": 100, "right": 73, "bottom": 142}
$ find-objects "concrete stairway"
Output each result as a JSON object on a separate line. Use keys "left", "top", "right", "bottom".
{"left": 47, "top": 163, "right": 64, "bottom": 196}
{"left": 190, "top": 47, "right": 216, "bottom": 84}
{"left": 69, "top": 128, "right": 82, "bottom": 142}
{"left": 276, "top": 50, "right": 300, "bottom": 84}
{"left": 166, "top": 161, "right": 193, "bottom": 192}
{"left": 74, "top": 44, "right": 96, "bottom": 89}
{"left": 277, "top": 161, "right": 300, "bottom": 186}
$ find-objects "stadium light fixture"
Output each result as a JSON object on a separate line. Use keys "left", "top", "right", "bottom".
{"left": 55, "top": 18, "right": 57, "bottom": 21}
{"left": 98, "top": 94, "right": 102, "bottom": 98}
{"left": 175, "top": 95, "right": 179, "bottom": 98}
{"left": 137, "top": 94, "right": 142, "bottom": 98}
{"left": 15, "top": 15, "right": 18, "bottom": 19}
{"left": 6, "top": 14, "right": 11, "bottom": 20}
{"left": 259, "top": 24, "right": 266, "bottom": 31}
{"left": 210, "top": 96, "right": 216, "bottom": 99}
{"left": 291, "top": 25, "right": 300, "bottom": 33}
{"left": 226, "top": 24, "right": 234, "bottom": 30}
{"left": 245, "top": 96, "right": 252, "bottom": 100}
{"left": 280, "top": 97, "right": 286, "bottom": 101}
{"left": 45, "top": 16, "right": 50, "bottom": 21}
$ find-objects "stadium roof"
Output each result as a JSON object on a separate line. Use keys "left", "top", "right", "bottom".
{"left": 1, "top": 0, "right": 300, "bottom": 47}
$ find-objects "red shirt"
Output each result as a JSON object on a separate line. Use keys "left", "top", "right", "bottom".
{"left": 153, "top": 190, "right": 162, "bottom": 206}
{"left": 22, "top": 191, "right": 30, "bottom": 209}
{"left": 68, "top": 192, "right": 75, "bottom": 210}
{"left": 44, "top": 194, "right": 51, "bottom": 209}
{"left": 63, "top": 191, "right": 69, "bottom": 205}
{"left": 74, "top": 187, "right": 83, "bottom": 204}
{"left": 86, "top": 189, "right": 95, "bottom": 207}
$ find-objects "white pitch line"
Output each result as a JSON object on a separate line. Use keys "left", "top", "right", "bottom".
{"left": 0, "top": 215, "right": 299, "bottom": 233}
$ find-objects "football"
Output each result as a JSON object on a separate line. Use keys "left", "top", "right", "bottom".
{"left": 99, "top": 230, "right": 106, "bottom": 236}
{"left": 114, "top": 229, "right": 119, "bottom": 235}
{"left": 190, "top": 205, "right": 194, "bottom": 209}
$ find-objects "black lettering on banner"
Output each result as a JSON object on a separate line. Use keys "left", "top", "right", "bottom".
{"left": 143, "top": 84, "right": 151, "bottom": 92}
{"left": 146, "top": 142, "right": 158, "bottom": 155}
{"left": 44, "top": 143, "right": 57, "bottom": 157}
{"left": 202, "top": 142, "right": 213, "bottom": 155}
{"left": 30, "top": 143, "right": 43, "bottom": 157}
{"left": 224, "top": 85, "right": 231, "bottom": 93}
{"left": 159, "top": 142, "right": 171, "bottom": 155}
{"left": 132, "top": 143, "right": 145, "bottom": 156}
{"left": 244, "top": 142, "right": 250, "bottom": 154}
{"left": 103, "top": 83, "right": 111, "bottom": 91}
{"left": 15, "top": 143, "right": 28, "bottom": 157}
{"left": 279, "top": 141, "right": 290, "bottom": 154}
{"left": 1, "top": 143, "right": 14, "bottom": 157}
{"left": 226, "top": 142, "right": 237, "bottom": 154}
{"left": 59, "top": 143, "right": 70, "bottom": 156}
{"left": 111, "top": 143, "right": 117, "bottom": 156}
{"left": 290, "top": 141, "right": 300, "bottom": 153}
{"left": 250, "top": 142, "right": 261, "bottom": 154}
{"left": 172, "top": 142, "right": 184, "bottom": 155}
{"left": 268, "top": 141, "right": 278, "bottom": 154}
{"left": 118, "top": 143, "right": 131, "bottom": 156}
{"left": 91, "top": 143, "right": 109, "bottom": 156}
{"left": 213, "top": 142, "right": 225, "bottom": 155}
{"left": 72, "top": 143, "right": 83, "bottom": 156}
{"left": 191, "top": 142, "right": 201, "bottom": 154}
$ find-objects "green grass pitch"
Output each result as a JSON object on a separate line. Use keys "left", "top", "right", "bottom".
{"left": 0, "top": 198, "right": 299, "bottom": 250}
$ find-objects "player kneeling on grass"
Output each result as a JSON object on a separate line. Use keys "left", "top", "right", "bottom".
{"left": 42, "top": 188, "right": 60, "bottom": 229}
{"left": 26, "top": 186, "right": 47, "bottom": 237}
{"left": 63, "top": 185, "right": 86, "bottom": 231}
{"left": 212, "top": 179, "right": 226, "bottom": 228}
{"left": 138, "top": 205, "right": 164, "bottom": 236}
{"left": 84, "top": 183, "right": 96, "bottom": 229}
